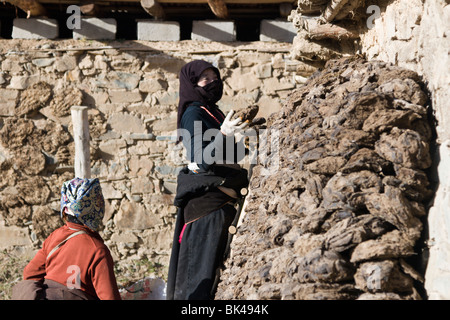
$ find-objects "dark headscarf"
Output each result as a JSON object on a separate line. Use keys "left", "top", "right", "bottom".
{"left": 177, "top": 60, "right": 223, "bottom": 130}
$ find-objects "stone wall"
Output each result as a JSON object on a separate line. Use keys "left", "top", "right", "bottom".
{"left": 0, "top": 39, "right": 302, "bottom": 280}
{"left": 359, "top": 0, "right": 450, "bottom": 300}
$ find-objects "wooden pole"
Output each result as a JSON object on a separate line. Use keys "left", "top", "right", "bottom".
{"left": 80, "top": 2, "right": 99, "bottom": 16}
{"left": 5, "top": 0, "right": 47, "bottom": 18}
{"left": 207, "top": 0, "right": 228, "bottom": 19}
{"left": 140, "top": 0, "right": 165, "bottom": 19}
{"left": 71, "top": 106, "right": 91, "bottom": 179}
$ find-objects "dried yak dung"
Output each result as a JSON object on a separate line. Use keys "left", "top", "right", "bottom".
{"left": 216, "top": 57, "right": 432, "bottom": 301}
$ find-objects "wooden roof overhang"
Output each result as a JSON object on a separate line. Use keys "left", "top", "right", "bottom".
{"left": 2, "top": 0, "right": 296, "bottom": 19}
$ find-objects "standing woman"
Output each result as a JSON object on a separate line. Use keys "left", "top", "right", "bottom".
{"left": 167, "top": 60, "right": 248, "bottom": 300}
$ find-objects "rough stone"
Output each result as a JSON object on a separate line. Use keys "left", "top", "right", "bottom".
{"left": 108, "top": 90, "right": 143, "bottom": 104}
{"left": 137, "top": 20, "right": 180, "bottom": 41}
{"left": 115, "top": 199, "right": 163, "bottom": 230}
{"left": 0, "top": 89, "right": 19, "bottom": 116}
{"left": 139, "top": 78, "right": 168, "bottom": 93}
{"left": 0, "top": 220, "right": 32, "bottom": 249}
{"left": 8, "top": 75, "right": 40, "bottom": 90}
{"left": 12, "top": 18, "right": 58, "bottom": 39}
{"left": 191, "top": 20, "right": 236, "bottom": 41}
{"left": 107, "top": 113, "right": 146, "bottom": 133}
{"left": 73, "top": 18, "right": 117, "bottom": 40}
{"left": 260, "top": 20, "right": 297, "bottom": 42}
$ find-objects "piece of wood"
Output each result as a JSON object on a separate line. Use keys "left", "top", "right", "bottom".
{"left": 333, "top": 0, "right": 364, "bottom": 20}
{"left": 140, "top": 0, "right": 165, "bottom": 19}
{"left": 80, "top": 2, "right": 99, "bottom": 16}
{"left": 321, "top": 0, "right": 351, "bottom": 23}
{"left": 296, "top": 0, "right": 328, "bottom": 14}
{"left": 5, "top": 0, "right": 47, "bottom": 17}
{"left": 308, "top": 22, "right": 360, "bottom": 40}
{"left": 207, "top": 0, "right": 229, "bottom": 18}
{"left": 71, "top": 106, "right": 91, "bottom": 179}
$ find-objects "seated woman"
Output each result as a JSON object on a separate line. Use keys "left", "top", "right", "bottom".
{"left": 12, "top": 177, "right": 121, "bottom": 300}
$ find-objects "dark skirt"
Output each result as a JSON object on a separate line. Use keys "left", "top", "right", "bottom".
{"left": 166, "top": 203, "right": 236, "bottom": 300}
{"left": 11, "top": 278, "right": 97, "bottom": 300}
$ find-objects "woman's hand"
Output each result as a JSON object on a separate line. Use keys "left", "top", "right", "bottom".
{"left": 220, "top": 110, "right": 248, "bottom": 136}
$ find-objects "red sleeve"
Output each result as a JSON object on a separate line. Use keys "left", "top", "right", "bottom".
{"left": 23, "top": 246, "right": 47, "bottom": 280}
{"left": 89, "top": 246, "right": 121, "bottom": 300}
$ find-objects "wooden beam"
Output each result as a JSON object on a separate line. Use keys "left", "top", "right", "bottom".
{"left": 333, "top": 0, "right": 364, "bottom": 21}
{"left": 207, "top": 0, "right": 228, "bottom": 19}
{"left": 320, "top": 0, "right": 351, "bottom": 23}
{"left": 71, "top": 106, "right": 91, "bottom": 179}
{"left": 140, "top": 0, "right": 165, "bottom": 19}
{"left": 80, "top": 1, "right": 99, "bottom": 16}
{"left": 5, "top": 0, "right": 47, "bottom": 18}
{"left": 307, "top": 22, "right": 360, "bottom": 40}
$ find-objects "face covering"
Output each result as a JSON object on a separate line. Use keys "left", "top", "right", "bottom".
{"left": 194, "top": 79, "right": 223, "bottom": 105}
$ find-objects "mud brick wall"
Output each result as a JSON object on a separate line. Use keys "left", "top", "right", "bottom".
{"left": 0, "top": 40, "right": 303, "bottom": 276}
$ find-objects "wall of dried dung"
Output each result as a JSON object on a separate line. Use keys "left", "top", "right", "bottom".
{"left": 0, "top": 39, "right": 302, "bottom": 280}
{"left": 216, "top": 57, "right": 433, "bottom": 300}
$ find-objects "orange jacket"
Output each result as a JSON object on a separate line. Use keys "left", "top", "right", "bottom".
{"left": 23, "top": 222, "right": 121, "bottom": 300}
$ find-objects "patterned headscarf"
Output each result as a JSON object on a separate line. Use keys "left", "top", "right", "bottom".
{"left": 60, "top": 177, "right": 105, "bottom": 231}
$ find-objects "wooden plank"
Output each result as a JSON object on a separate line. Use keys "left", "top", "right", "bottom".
{"left": 71, "top": 106, "right": 91, "bottom": 179}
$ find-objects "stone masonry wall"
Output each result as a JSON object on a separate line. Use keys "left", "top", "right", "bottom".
{"left": 0, "top": 39, "right": 302, "bottom": 280}
{"left": 359, "top": 0, "right": 450, "bottom": 300}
